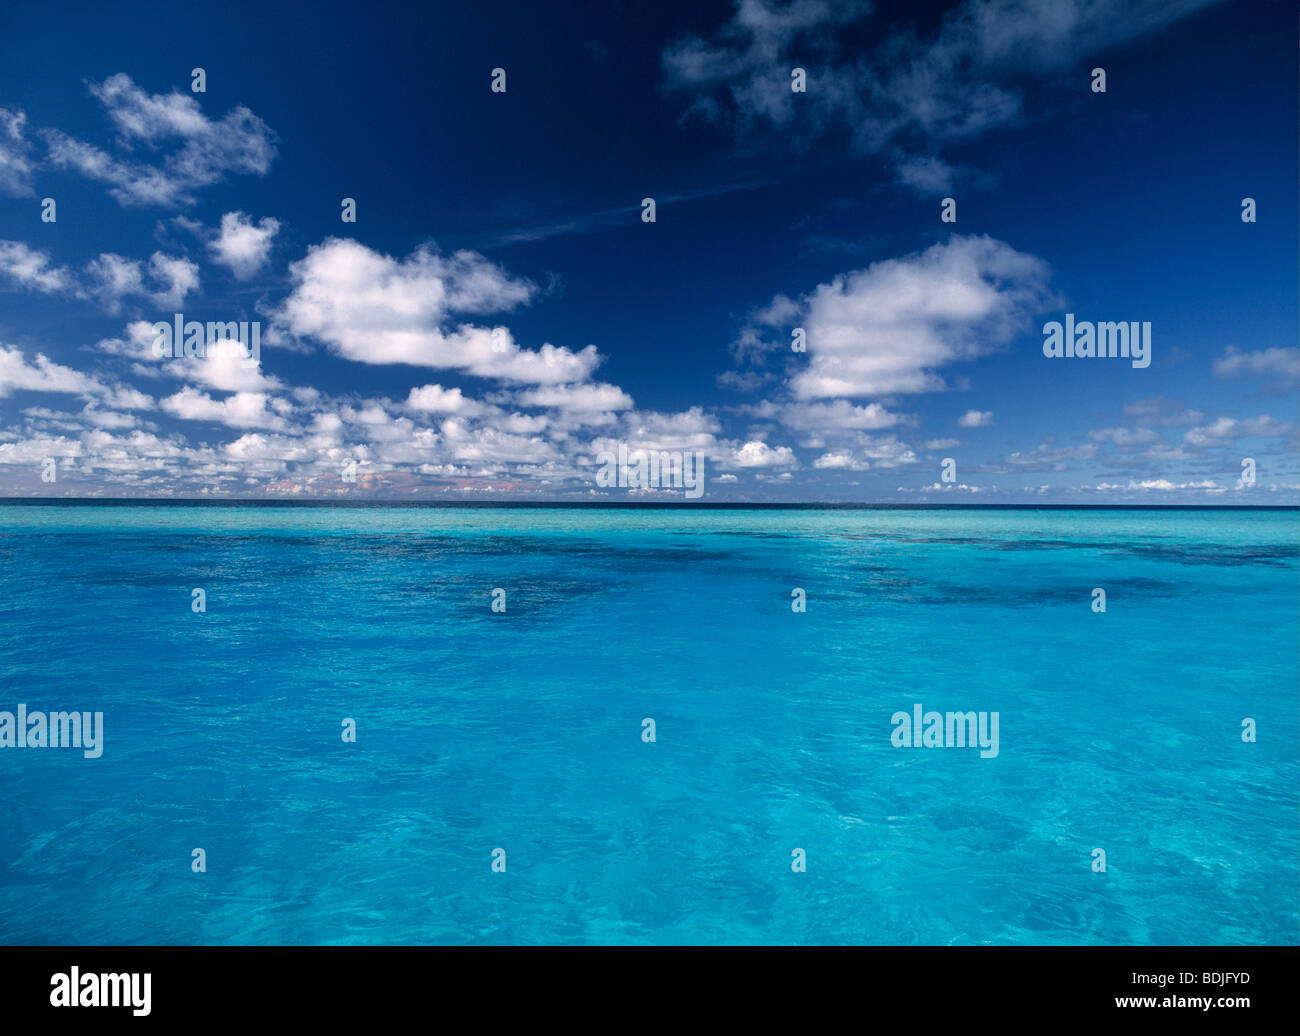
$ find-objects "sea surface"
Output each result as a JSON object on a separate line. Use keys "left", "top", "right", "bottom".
{"left": 0, "top": 504, "right": 1296, "bottom": 945}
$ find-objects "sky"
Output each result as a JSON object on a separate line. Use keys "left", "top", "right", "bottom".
{"left": 0, "top": 0, "right": 1295, "bottom": 502}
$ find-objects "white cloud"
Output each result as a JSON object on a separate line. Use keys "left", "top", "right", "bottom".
{"left": 617, "top": 407, "right": 724, "bottom": 453}
{"left": 1213, "top": 346, "right": 1300, "bottom": 383}
{"left": 0, "top": 345, "right": 105, "bottom": 398}
{"left": 97, "top": 384, "right": 154, "bottom": 410}
{"left": 730, "top": 440, "right": 796, "bottom": 467}
{"left": 190, "top": 343, "right": 281, "bottom": 394}
{"left": 1005, "top": 441, "right": 1099, "bottom": 469}
{"left": 0, "top": 241, "right": 73, "bottom": 293}
{"left": 42, "top": 73, "right": 278, "bottom": 207}
{"left": 96, "top": 320, "right": 160, "bottom": 360}
{"left": 438, "top": 417, "right": 560, "bottom": 466}
{"left": 147, "top": 253, "right": 200, "bottom": 308}
{"left": 83, "top": 251, "right": 199, "bottom": 311}
{"left": 810, "top": 435, "right": 917, "bottom": 470}
{"left": 278, "top": 238, "right": 598, "bottom": 384}
{"left": 161, "top": 387, "right": 289, "bottom": 430}
{"left": 1183, "top": 415, "right": 1290, "bottom": 446}
{"left": 912, "top": 482, "right": 982, "bottom": 493}
{"left": 778, "top": 399, "right": 904, "bottom": 431}
{"left": 0, "top": 108, "right": 35, "bottom": 197}
{"left": 1094, "top": 479, "right": 1218, "bottom": 492}
{"left": 1123, "top": 397, "right": 1204, "bottom": 427}
{"left": 2, "top": 244, "right": 198, "bottom": 311}
{"left": 780, "top": 235, "right": 1053, "bottom": 399}
{"left": 406, "top": 384, "right": 484, "bottom": 416}
{"left": 1087, "top": 426, "right": 1159, "bottom": 446}
{"left": 223, "top": 432, "right": 312, "bottom": 465}
{"left": 513, "top": 381, "right": 633, "bottom": 414}
{"left": 74, "top": 406, "right": 140, "bottom": 430}
{"left": 0, "top": 435, "right": 83, "bottom": 465}
{"left": 210, "top": 211, "right": 280, "bottom": 279}
{"left": 957, "top": 409, "right": 994, "bottom": 428}
{"left": 83, "top": 253, "right": 144, "bottom": 308}
{"left": 812, "top": 451, "right": 858, "bottom": 470}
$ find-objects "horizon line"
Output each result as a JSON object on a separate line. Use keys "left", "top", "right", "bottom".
{"left": 0, "top": 498, "right": 1295, "bottom": 512}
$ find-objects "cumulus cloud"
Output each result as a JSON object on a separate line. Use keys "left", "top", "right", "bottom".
{"left": 406, "top": 384, "right": 484, "bottom": 416}
{"left": 777, "top": 399, "right": 904, "bottom": 431}
{"left": 277, "top": 237, "right": 600, "bottom": 384}
{"left": 83, "top": 254, "right": 145, "bottom": 307}
{"left": 210, "top": 211, "right": 280, "bottom": 279}
{"left": 812, "top": 451, "right": 858, "bottom": 470}
{"left": 2, "top": 242, "right": 198, "bottom": 312}
{"left": 957, "top": 409, "right": 994, "bottom": 427}
{"left": 512, "top": 381, "right": 633, "bottom": 420}
{"left": 0, "top": 241, "right": 74, "bottom": 293}
{"left": 811, "top": 435, "right": 917, "bottom": 470}
{"left": 161, "top": 387, "right": 289, "bottom": 430}
{"left": 729, "top": 440, "right": 796, "bottom": 467}
{"left": 618, "top": 406, "right": 723, "bottom": 453}
{"left": 147, "top": 253, "right": 201, "bottom": 308}
{"left": 82, "top": 251, "right": 200, "bottom": 311}
{"left": 0, "top": 345, "right": 105, "bottom": 398}
{"left": 757, "top": 235, "right": 1054, "bottom": 400}
{"left": 438, "top": 417, "right": 560, "bottom": 467}
{"left": 186, "top": 340, "right": 281, "bottom": 394}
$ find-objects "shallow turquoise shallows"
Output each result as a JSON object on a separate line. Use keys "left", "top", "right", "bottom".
{"left": 0, "top": 504, "right": 1296, "bottom": 945}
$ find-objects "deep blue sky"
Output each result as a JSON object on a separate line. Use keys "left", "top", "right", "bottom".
{"left": 0, "top": 0, "right": 1295, "bottom": 501}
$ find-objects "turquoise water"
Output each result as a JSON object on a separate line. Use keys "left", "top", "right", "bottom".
{"left": 0, "top": 505, "right": 1296, "bottom": 945}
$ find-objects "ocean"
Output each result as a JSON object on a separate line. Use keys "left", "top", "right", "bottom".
{"left": 0, "top": 503, "right": 1296, "bottom": 945}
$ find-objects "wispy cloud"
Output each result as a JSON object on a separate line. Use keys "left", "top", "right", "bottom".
{"left": 40, "top": 74, "right": 278, "bottom": 207}
{"left": 1213, "top": 346, "right": 1300, "bottom": 384}
{"left": 664, "top": 0, "right": 1223, "bottom": 190}
{"left": 488, "top": 177, "right": 776, "bottom": 246}
{"left": 0, "top": 108, "right": 36, "bottom": 197}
